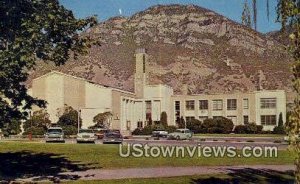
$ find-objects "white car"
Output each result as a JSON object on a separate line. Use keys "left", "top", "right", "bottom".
{"left": 152, "top": 130, "right": 168, "bottom": 137}
{"left": 168, "top": 129, "right": 193, "bottom": 140}
{"left": 76, "top": 129, "right": 97, "bottom": 143}
{"left": 45, "top": 127, "right": 65, "bottom": 143}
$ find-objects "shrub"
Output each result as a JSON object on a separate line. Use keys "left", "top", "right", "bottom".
{"left": 62, "top": 125, "right": 78, "bottom": 135}
{"left": 234, "top": 125, "right": 246, "bottom": 134}
{"left": 186, "top": 119, "right": 202, "bottom": 133}
{"left": 234, "top": 123, "right": 264, "bottom": 134}
{"left": 202, "top": 117, "right": 234, "bottom": 134}
{"left": 165, "top": 126, "right": 177, "bottom": 133}
{"left": 23, "top": 127, "right": 45, "bottom": 136}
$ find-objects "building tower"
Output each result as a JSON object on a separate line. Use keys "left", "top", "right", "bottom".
{"left": 134, "top": 48, "right": 148, "bottom": 98}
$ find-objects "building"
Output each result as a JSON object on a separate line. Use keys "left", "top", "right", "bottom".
{"left": 29, "top": 49, "right": 286, "bottom": 134}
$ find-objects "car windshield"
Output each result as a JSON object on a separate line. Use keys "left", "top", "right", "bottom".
{"left": 175, "top": 130, "right": 182, "bottom": 133}
{"left": 79, "top": 129, "right": 94, "bottom": 133}
{"left": 48, "top": 129, "right": 62, "bottom": 134}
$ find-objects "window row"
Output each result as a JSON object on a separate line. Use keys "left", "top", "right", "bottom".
{"left": 182, "top": 99, "right": 249, "bottom": 111}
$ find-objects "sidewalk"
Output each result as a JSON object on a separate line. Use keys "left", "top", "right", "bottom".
{"left": 60, "top": 165, "right": 294, "bottom": 181}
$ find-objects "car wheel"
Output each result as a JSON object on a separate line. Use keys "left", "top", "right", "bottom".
{"left": 176, "top": 136, "right": 180, "bottom": 141}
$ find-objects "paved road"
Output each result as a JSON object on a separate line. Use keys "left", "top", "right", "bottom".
{"left": 60, "top": 165, "right": 294, "bottom": 181}
{"left": 2, "top": 137, "right": 288, "bottom": 150}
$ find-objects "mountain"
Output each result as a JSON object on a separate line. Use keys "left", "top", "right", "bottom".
{"left": 27, "top": 4, "right": 294, "bottom": 102}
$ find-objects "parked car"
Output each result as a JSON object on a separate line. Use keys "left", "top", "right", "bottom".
{"left": 76, "top": 129, "right": 97, "bottom": 143}
{"left": 103, "top": 132, "right": 123, "bottom": 144}
{"left": 152, "top": 130, "right": 168, "bottom": 137}
{"left": 168, "top": 129, "right": 193, "bottom": 140}
{"left": 45, "top": 127, "right": 65, "bottom": 143}
{"left": 94, "top": 128, "right": 109, "bottom": 139}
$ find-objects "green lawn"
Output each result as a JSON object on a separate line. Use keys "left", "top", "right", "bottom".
{"left": 66, "top": 173, "right": 294, "bottom": 184}
{"left": 194, "top": 134, "right": 284, "bottom": 137}
{"left": 0, "top": 142, "right": 294, "bottom": 169}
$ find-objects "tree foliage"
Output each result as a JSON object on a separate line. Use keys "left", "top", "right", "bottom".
{"left": 160, "top": 111, "right": 168, "bottom": 127}
{"left": 242, "top": 0, "right": 252, "bottom": 28}
{"left": 92, "top": 112, "right": 113, "bottom": 129}
{"left": 22, "top": 109, "right": 51, "bottom": 135}
{"left": 276, "top": 0, "right": 300, "bottom": 181}
{"left": 0, "top": 0, "right": 98, "bottom": 128}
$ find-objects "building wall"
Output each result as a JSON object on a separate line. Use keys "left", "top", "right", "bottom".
{"left": 170, "top": 90, "right": 286, "bottom": 130}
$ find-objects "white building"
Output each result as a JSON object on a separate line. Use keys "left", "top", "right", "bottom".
{"left": 29, "top": 49, "right": 286, "bottom": 134}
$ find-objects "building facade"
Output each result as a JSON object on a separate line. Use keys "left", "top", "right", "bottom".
{"left": 29, "top": 49, "right": 286, "bottom": 134}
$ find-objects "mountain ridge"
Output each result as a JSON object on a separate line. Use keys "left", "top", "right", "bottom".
{"left": 27, "top": 4, "right": 294, "bottom": 102}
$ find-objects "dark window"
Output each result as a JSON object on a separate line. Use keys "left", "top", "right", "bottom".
{"left": 143, "top": 55, "right": 146, "bottom": 73}
{"left": 199, "top": 100, "right": 208, "bottom": 110}
{"left": 227, "top": 99, "right": 237, "bottom": 110}
{"left": 261, "top": 115, "right": 276, "bottom": 126}
{"left": 243, "top": 116, "right": 249, "bottom": 124}
{"left": 186, "top": 100, "right": 195, "bottom": 110}
{"left": 137, "top": 121, "right": 143, "bottom": 128}
{"left": 175, "top": 101, "right": 180, "bottom": 111}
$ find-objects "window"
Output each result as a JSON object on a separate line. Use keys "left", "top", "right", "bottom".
{"left": 145, "top": 101, "right": 152, "bottom": 121}
{"left": 186, "top": 100, "right": 195, "bottom": 110}
{"left": 261, "top": 115, "right": 276, "bottom": 126}
{"left": 199, "top": 100, "right": 208, "bottom": 110}
{"left": 143, "top": 54, "right": 146, "bottom": 73}
{"left": 175, "top": 101, "right": 180, "bottom": 111}
{"left": 186, "top": 116, "right": 195, "bottom": 123}
{"left": 243, "top": 115, "right": 249, "bottom": 124}
{"left": 227, "top": 99, "right": 237, "bottom": 110}
{"left": 212, "top": 100, "right": 223, "bottom": 110}
{"left": 137, "top": 121, "right": 143, "bottom": 128}
{"left": 260, "top": 98, "right": 276, "bottom": 109}
{"left": 243, "top": 99, "right": 249, "bottom": 109}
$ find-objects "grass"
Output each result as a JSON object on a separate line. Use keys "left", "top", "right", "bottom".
{"left": 194, "top": 134, "right": 284, "bottom": 137}
{"left": 0, "top": 142, "right": 294, "bottom": 170}
{"left": 65, "top": 172, "right": 295, "bottom": 184}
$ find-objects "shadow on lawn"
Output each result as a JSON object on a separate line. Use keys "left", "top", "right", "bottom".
{"left": 191, "top": 168, "right": 294, "bottom": 184}
{"left": 0, "top": 151, "right": 94, "bottom": 183}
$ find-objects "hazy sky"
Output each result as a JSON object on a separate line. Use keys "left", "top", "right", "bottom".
{"left": 59, "top": 0, "right": 281, "bottom": 33}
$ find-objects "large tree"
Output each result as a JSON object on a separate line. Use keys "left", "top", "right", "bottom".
{"left": 277, "top": 0, "right": 300, "bottom": 182}
{"left": 0, "top": 0, "right": 97, "bottom": 127}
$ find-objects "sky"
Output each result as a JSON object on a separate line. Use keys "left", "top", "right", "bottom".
{"left": 59, "top": 0, "right": 281, "bottom": 33}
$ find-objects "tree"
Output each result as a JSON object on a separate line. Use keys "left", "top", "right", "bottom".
{"left": 177, "top": 116, "right": 186, "bottom": 128}
{"left": 92, "top": 112, "right": 113, "bottom": 129}
{"left": 252, "top": 0, "right": 257, "bottom": 30}
{"left": 273, "top": 112, "right": 285, "bottom": 134}
{"left": 241, "top": 0, "right": 252, "bottom": 28}
{"left": 23, "top": 109, "right": 51, "bottom": 135}
{"left": 276, "top": 0, "right": 300, "bottom": 181}
{"left": 57, "top": 106, "right": 81, "bottom": 135}
{"left": 2, "top": 119, "right": 21, "bottom": 137}
{"left": 160, "top": 111, "right": 168, "bottom": 127}
{"left": 0, "top": 0, "right": 98, "bottom": 128}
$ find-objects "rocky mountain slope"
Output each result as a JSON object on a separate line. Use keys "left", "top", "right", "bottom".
{"left": 28, "top": 4, "right": 294, "bottom": 101}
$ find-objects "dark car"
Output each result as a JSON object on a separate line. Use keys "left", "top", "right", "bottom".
{"left": 94, "top": 128, "right": 109, "bottom": 139}
{"left": 103, "top": 132, "right": 123, "bottom": 144}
